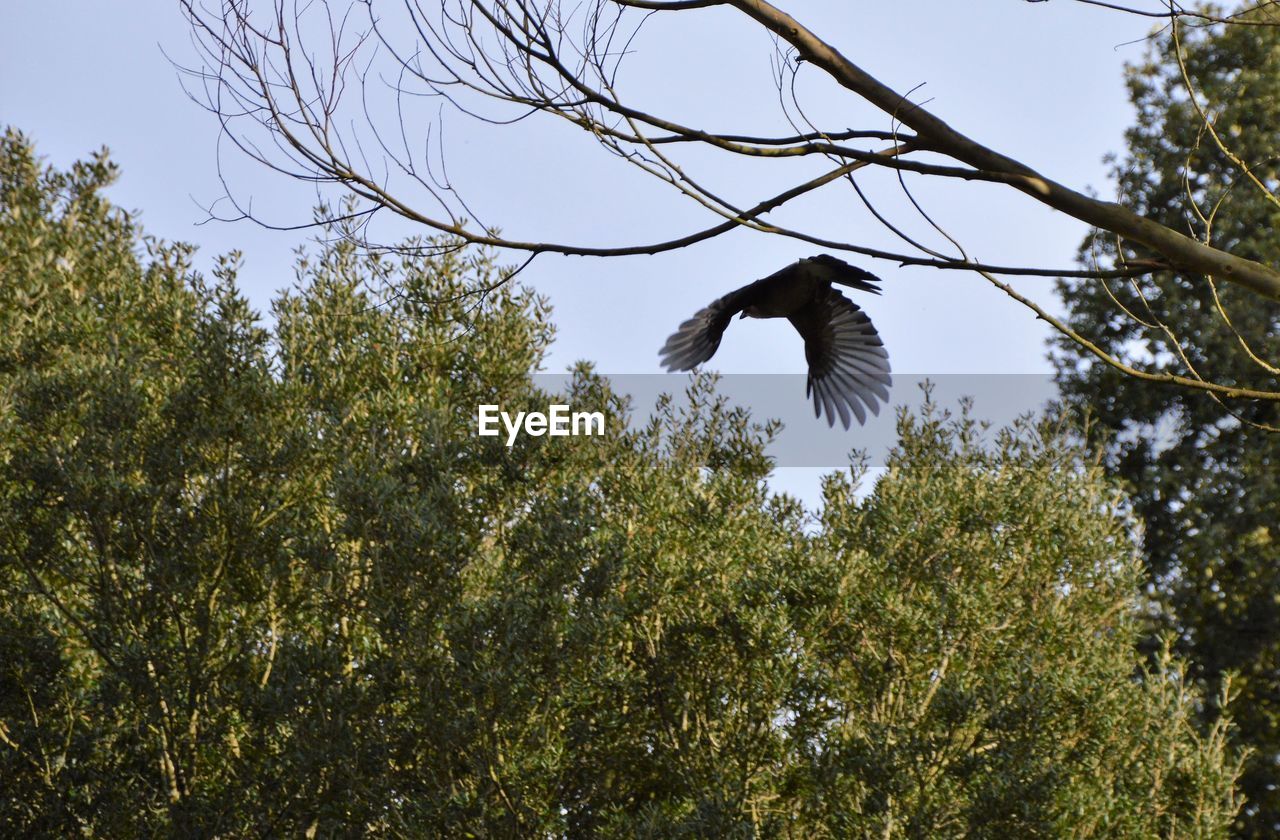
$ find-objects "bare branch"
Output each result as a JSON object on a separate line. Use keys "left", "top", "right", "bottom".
{"left": 176, "top": 0, "right": 1280, "bottom": 405}
{"left": 727, "top": 0, "right": 1280, "bottom": 300}
{"left": 1026, "top": 0, "right": 1280, "bottom": 26}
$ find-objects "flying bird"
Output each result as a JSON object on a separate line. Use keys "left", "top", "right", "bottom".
{"left": 659, "top": 255, "right": 891, "bottom": 429}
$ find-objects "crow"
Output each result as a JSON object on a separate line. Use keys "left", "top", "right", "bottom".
{"left": 659, "top": 255, "right": 891, "bottom": 429}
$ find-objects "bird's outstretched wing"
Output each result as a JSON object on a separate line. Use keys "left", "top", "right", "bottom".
{"left": 789, "top": 285, "right": 891, "bottom": 429}
{"left": 658, "top": 287, "right": 754, "bottom": 371}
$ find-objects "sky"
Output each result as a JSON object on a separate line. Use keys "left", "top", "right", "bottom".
{"left": 0, "top": 1, "right": 1159, "bottom": 500}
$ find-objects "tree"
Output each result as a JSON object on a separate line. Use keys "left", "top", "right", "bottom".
{"left": 1054, "top": 10, "right": 1280, "bottom": 836}
{"left": 0, "top": 125, "right": 560, "bottom": 834}
{"left": 178, "top": 0, "right": 1280, "bottom": 405}
{"left": 0, "top": 128, "right": 1247, "bottom": 835}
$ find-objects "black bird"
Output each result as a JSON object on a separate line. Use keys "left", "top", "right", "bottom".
{"left": 659, "top": 255, "right": 891, "bottom": 429}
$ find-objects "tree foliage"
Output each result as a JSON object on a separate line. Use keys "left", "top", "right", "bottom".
{"left": 1055, "top": 9, "right": 1280, "bottom": 836}
{"left": 0, "top": 128, "right": 1245, "bottom": 836}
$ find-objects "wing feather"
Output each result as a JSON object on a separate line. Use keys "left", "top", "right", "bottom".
{"left": 788, "top": 286, "right": 892, "bottom": 429}
{"left": 658, "top": 286, "right": 755, "bottom": 371}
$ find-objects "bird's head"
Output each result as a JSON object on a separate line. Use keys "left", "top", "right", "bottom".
{"left": 802, "top": 255, "right": 882, "bottom": 294}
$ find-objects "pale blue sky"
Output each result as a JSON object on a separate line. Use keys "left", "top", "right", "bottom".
{"left": 1, "top": 1, "right": 1158, "bottom": 495}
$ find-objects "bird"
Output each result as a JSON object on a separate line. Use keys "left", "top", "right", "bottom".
{"left": 658, "top": 255, "right": 891, "bottom": 429}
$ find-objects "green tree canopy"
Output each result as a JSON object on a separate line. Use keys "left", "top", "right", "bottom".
{"left": 1054, "top": 9, "right": 1280, "bottom": 836}
{"left": 0, "top": 128, "right": 1245, "bottom": 836}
